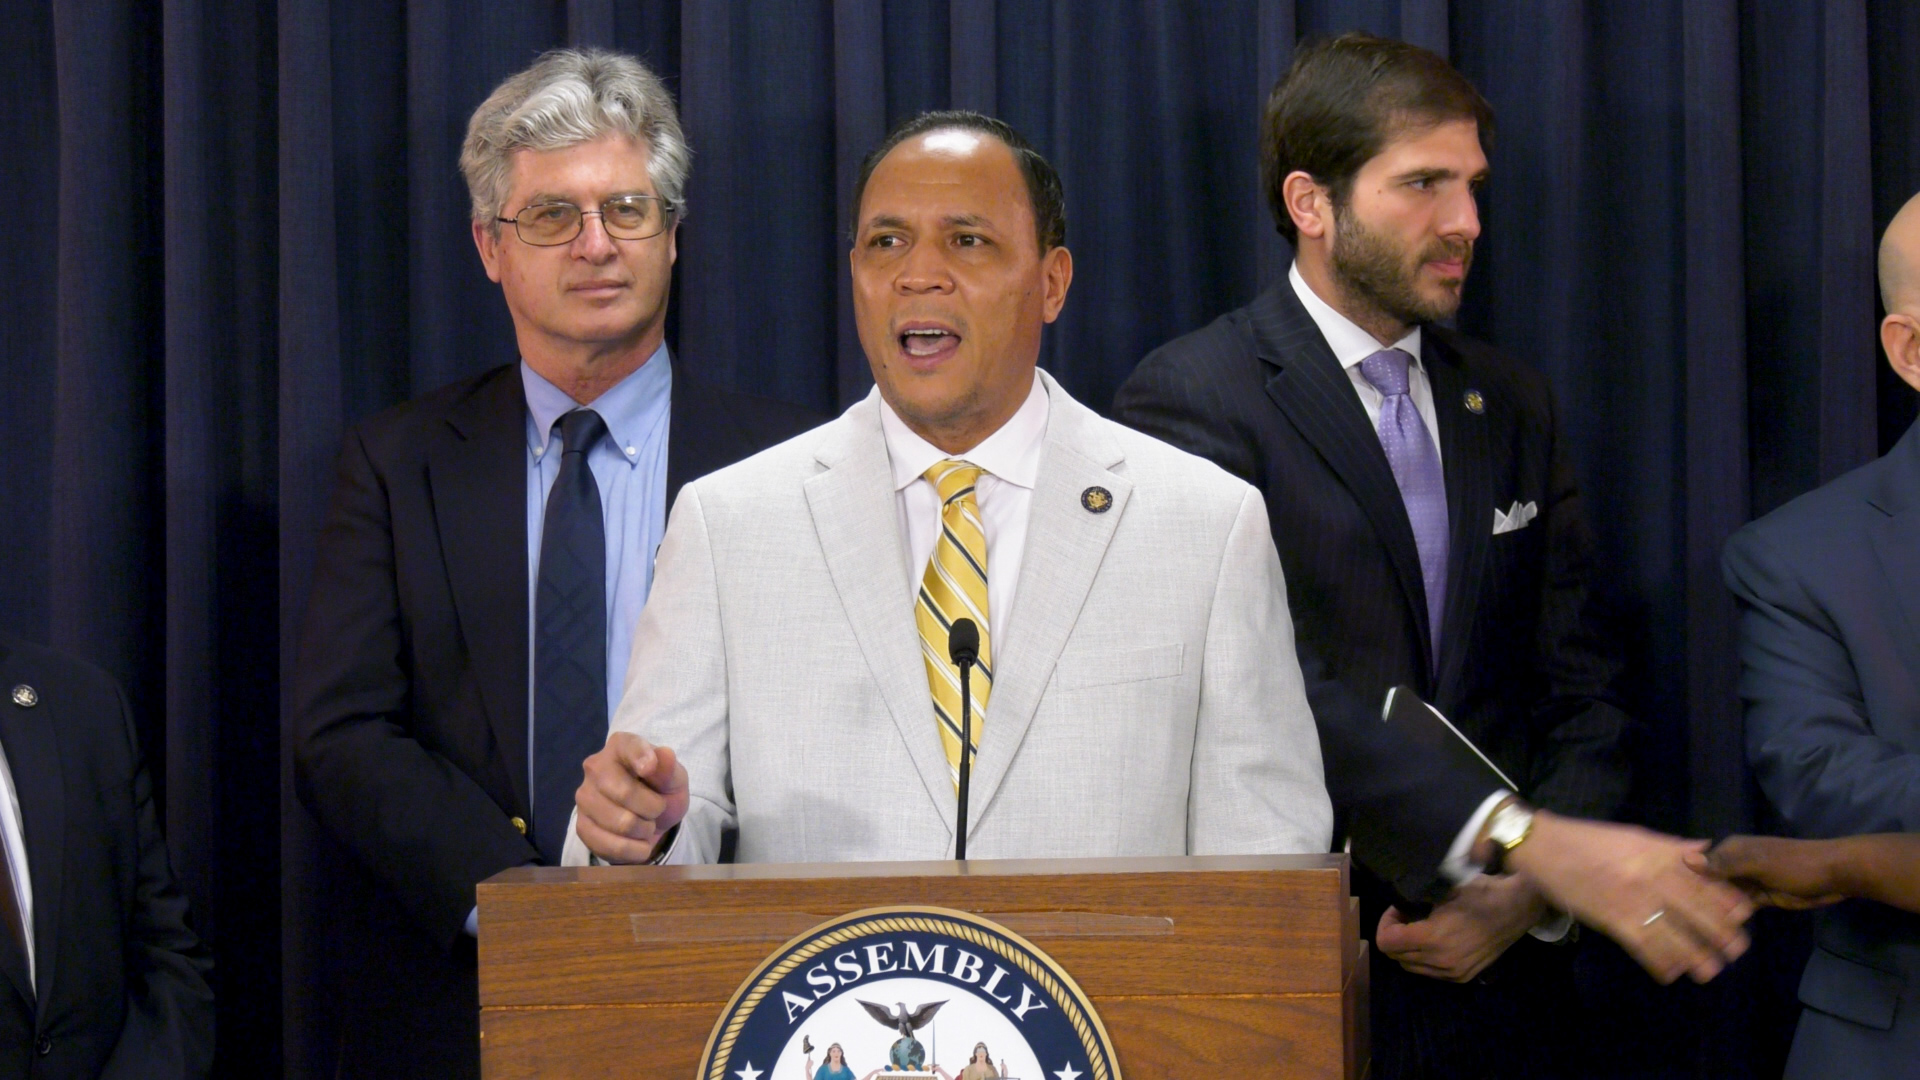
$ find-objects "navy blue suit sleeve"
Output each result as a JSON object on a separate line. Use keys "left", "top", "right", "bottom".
{"left": 100, "top": 678, "right": 215, "bottom": 1080}
{"left": 1725, "top": 525, "right": 1920, "bottom": 836}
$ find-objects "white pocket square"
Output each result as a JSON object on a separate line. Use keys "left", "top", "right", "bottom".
{"left": 1492, "top": 500, "right": 1539, "bottom": 535}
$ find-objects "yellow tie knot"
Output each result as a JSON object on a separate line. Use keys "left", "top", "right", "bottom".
{"left": 925, "top": 459, "right": 984, "bottom": 506}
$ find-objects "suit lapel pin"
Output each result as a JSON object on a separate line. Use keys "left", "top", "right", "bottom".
{"left": 1463, "top": 389, "right": 1486, "bottom": 415}
{"left": 1081, "top": 486, "right": 1113, "bottom": 513}
{"left": 11, "top": 685, "right": 37, "bottom": 707}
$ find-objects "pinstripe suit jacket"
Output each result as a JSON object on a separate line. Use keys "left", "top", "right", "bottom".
{"left": 565, "top": 370, "right": 1333, "bottom": 865}
{"left": 1113, "top": 280, "right": 1631, "bottom": 903}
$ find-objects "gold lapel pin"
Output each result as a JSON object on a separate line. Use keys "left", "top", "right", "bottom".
{"left": 11, "top": 685, "right": 38, "bottom": 707}
{"left": 1081, "top": 486, "right": 1113, "bottom": 513}
{"left": 1464, "top": 389, "right": 1486, "bottom": 415}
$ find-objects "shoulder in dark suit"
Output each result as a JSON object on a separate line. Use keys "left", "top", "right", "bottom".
{"left": 289, "top": 361, "right": 821, "bottom": 1078}
{"left": 1115, "top": 280, "right": 1631, "bottom": 903}
{"left": 1723, "top": 419, "right": 1920, "bottom": 1078}
{"left": 0, "top": 638, "right": 214, "bottom": 1080}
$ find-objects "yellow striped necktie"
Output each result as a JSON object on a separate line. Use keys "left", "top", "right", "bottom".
{"left": 916, "top": 459, "right": 992, "bottom": 785}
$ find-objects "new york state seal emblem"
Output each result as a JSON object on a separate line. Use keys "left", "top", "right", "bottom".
{"left": 698, "top": 906, "right": 1120, "bottom": 1080}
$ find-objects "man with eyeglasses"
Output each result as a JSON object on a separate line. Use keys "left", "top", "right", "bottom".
{"left": 288, "top": 49, "right": 820, "bottom": 1079}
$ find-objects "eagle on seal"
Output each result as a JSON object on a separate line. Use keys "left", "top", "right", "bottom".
{"left": 857, "top": 999, "right": 946, "bottom": 1070}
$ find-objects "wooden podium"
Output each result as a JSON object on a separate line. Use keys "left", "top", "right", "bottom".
{"left": 477, "top": 853, "right": 1366, "bottom": 1078}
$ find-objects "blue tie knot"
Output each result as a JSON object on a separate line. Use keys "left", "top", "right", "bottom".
{"left": 557, "top": 408, "right": 608, "bottom": 457}
{"left": 1360, "top": 348, "right": 1413, "bottom": 398}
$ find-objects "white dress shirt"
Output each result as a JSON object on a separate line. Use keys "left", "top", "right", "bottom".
{"left": 0, "top": 735, "right": 34, "bottom": 990}
{"left": 1289, "top": 263, "right": 1559, "bottom": 932}
{"left": 878, "top": 372, "right": 1050, "bottom": 639}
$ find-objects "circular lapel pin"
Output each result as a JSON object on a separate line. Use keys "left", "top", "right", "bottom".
{"left": 11, "top": 685, "right": 37, "bottom": 707}
{"left": 1081, "top": 486, "right": 1113, "bottom": 513}
{"left": 1463, "top": 389, "right": 1486, "bottom": 415}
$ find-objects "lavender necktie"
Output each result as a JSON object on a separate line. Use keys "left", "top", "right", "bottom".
{"left": 1360, "top": 348, "right": 1449, "bottom": 662}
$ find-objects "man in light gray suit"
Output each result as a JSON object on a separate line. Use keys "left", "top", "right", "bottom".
{"left": 566, "top": 111, "right": 1332, "bottom": 866}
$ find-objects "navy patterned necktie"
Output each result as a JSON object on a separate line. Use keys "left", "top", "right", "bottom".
{"left": 532, "top": 408, "right": 609, "bottom": 864}
{"left": 1360, "top": 348, "right": 1450, "bottom": 664}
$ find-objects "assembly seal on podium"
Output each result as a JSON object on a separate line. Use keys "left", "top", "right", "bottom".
{"left": 697, "top": 905, "right": 1121, "bottom": 1080}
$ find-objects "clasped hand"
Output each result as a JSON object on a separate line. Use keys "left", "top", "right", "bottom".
{"left": 573, "top": 731, "right": 690, "bottom": 863}
{"left": 1376, "top": 874, "right": 1549, "bottom": 983}
{"left": 1507, "top": 812, "right": 1752, "bottom": 985}
{"left": 1380, "top": 812, "right": 1759, "bottom": 987}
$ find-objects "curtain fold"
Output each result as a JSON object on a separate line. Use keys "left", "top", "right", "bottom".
{"left": 0, "top": 1, "right": 1911, "bottom": 1073}
{"left": 49, "top": 0, "right": 158, "bottom": 699}
{"left": 162, "top": 0, "right": 283, "bottom": 1070}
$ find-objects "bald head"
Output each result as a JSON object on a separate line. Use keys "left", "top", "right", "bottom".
{"left": 1879, "top": 193, "right": 1920, "bottom": 315}
{"left": 1879, "top": 191, "right": 1920, "bottom": 393}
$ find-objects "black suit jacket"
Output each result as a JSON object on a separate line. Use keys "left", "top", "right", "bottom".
{"left": 0, "top": 639, "right": 214, "bottom": 1080}
{"left": 1115, "top": 280, "right": 1631, "bottom": 903}
{"left": 289, "top": 362, "right": 822, "bottom": 1078}
{"left": 1723, "top": 419, "right": 1920, "bottom": 1078}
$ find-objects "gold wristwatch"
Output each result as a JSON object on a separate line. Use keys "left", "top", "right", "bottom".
{"left": 1484, "top": 801, "right": 1536, "bottom": 874}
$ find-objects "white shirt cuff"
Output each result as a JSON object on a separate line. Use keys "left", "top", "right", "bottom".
{"left": 1439, "top": 790, "right": 1514, "bottom": 885}
{"left": 560, "top": 809, "right": 590, "bottom": 866}
{"left": 1440, "top": 791, "right": 1576, "bottom": 942}
{"left": 1529, "top": 911, "right": 1574, "bottom": 942}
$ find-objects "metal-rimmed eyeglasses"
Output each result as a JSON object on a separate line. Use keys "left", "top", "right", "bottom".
{"left": 494, "top": 194, "right": 677, "bottom": 246}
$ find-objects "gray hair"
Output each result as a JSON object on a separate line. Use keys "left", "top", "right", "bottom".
{"left": 460, "top": 48, "right": 691, "bottom": 229}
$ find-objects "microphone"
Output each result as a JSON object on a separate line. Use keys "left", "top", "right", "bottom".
{"left": 948, "top": 618, "right": 980, "bottom": 861}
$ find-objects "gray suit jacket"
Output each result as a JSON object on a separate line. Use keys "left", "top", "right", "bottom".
{"left": 566, "top": 371, "right": 1331, "bottom": 864}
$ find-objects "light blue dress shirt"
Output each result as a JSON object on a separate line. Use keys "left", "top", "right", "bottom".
{"left": 521, "top": 345, "right": 673, "bottom": 787}
{"left": 468, "top": 346, "right": 672, "bottom": 937}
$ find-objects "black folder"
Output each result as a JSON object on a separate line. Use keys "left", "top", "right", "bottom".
{"left": 1381, "top": 684, "right": 1516, "bottom": 791}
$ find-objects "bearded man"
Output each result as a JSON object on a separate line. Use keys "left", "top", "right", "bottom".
{"left": 1115, "top": 33, "right": 1639, "bottom": 1079}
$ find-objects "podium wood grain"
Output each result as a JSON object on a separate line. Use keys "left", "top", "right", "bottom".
{"left": 478, "top": 854, "right": 1365, "bottom": 1078}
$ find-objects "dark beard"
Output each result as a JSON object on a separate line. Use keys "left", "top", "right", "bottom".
{"left": 1329, "top": 201, "right": 1472, "bottom": 327}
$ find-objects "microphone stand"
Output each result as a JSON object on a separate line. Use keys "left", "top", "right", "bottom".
{"left": 956, "top": 656, "right": 973, "bottom": 861}
{"left": 949, "top": 617, "right": 980, "bottom": 862}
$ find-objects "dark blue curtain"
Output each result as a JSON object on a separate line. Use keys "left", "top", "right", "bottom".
{"left": 2, "top": 1, "right": 1915, "bottom": 1075}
